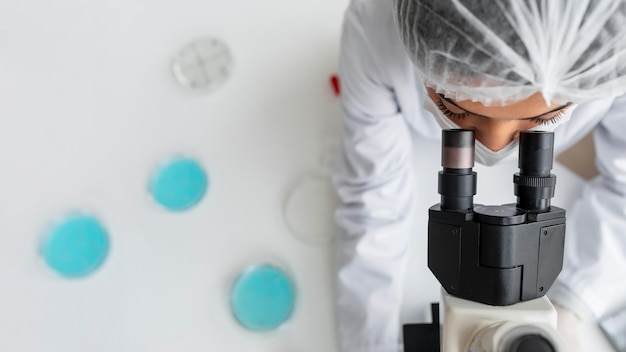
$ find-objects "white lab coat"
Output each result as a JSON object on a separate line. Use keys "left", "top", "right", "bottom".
{"left": 333, "top": 1, "right": 626, "bottom": 351}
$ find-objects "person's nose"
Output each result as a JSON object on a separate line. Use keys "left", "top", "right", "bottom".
{"left": 473, "top": 121, "right": 520, "bottom": 151}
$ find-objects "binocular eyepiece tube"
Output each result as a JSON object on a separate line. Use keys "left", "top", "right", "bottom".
{"left": 515, "top": 131, "right": 556, "bottom": 212}
{"left": 439, "top": 129, "right": 556, "bottom": 213}
{"left": 439, "top": 129, "right": 477, "bottom": 212}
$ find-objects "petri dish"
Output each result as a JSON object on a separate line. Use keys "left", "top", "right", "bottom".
{"left": 283, "top": 173, "right": 339, "bottom": 245}
{"left": 42, "top": 213, "right": 109, "bottom": 278}
{"left": 171, "top": 36, "right": 234, "bottom": 91}
{"left": 230, "top": 264, "right": 296, "bottom": 332}
{"left": 150, "top": 156, "right": 209, "bottom": 211}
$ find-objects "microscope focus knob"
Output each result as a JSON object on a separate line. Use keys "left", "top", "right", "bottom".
{"left": 508, "top": 334, "right": 555, "bottom": 352}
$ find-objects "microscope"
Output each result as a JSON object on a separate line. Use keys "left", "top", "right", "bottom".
{"left": 404, "top": 129, "right": 565, "bottom": 352}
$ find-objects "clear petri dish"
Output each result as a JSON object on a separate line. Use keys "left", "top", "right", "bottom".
{"left": 283, "top": 173, "right": 339, "bottom": 245}
{"left": 171, "top": 36, "right": 234, "bottom": 91}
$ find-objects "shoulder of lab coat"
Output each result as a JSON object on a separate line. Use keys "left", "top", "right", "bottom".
{"left": 334, "top": 0, "right": 423, "bottom": 238}
{"left": 559, "top": 93, "right": 626, "bottom": 318}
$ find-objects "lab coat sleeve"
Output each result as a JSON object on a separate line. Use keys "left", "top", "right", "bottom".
{"left": 558, "top": 93, "right": 626, "bottom": 318}
{"left": 332, "top": 6, "right": 415, "bottom": 352}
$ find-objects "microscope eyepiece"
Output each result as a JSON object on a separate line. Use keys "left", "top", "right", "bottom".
{"left": 442, "top": 129, "right": 475, "bottom": 170}
{"left": 519, "top": 131, "right": 554, "bottom": 176}
{"left": 514, "top": 131, "right": 556, "bottom": 212}
{"left": 439, "top": 129, "right": 477, "bottom": 211}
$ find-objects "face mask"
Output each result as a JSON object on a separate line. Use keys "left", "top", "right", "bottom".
{"left": 423, "top": 98, "right": 577, "bottom": 166}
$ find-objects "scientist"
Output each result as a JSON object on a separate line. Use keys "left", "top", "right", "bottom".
{"left": 332, "top": 1, "right": 626, "bottom": 351}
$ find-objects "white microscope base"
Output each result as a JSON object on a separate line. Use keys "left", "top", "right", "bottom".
{"left": 441, "top": 289, "right": 562, "bottom": 351}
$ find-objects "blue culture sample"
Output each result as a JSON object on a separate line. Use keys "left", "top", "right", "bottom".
{"left": 150, "top": 157, "right": 208, "bottom": 211}
{"left": 42, "top": 214, "right": 109, "bottom": 278}
{"left": 230, "top": 264, "right": 296, "bottom": 332}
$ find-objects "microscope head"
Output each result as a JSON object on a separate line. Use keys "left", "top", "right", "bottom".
{"left": 428, "top": 129, "right": 566, "bottom": 306}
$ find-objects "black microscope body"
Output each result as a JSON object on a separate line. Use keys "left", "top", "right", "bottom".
{"left": 404, "top": 129, "right": 566, "bottom": 351}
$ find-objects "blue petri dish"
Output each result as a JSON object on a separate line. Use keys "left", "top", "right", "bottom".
{"left": 42, "top": 214, "right": 109, "bottom": 278}
{"left": 150, "top": 157, "right": 208, "bottom": 211}
{"left": 230, "top": 264, "right": 296, "bottom": 332}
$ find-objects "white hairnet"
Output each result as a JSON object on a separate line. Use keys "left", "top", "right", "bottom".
{"left": 393, "top": 0, "right": 626, "bottom": 106}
